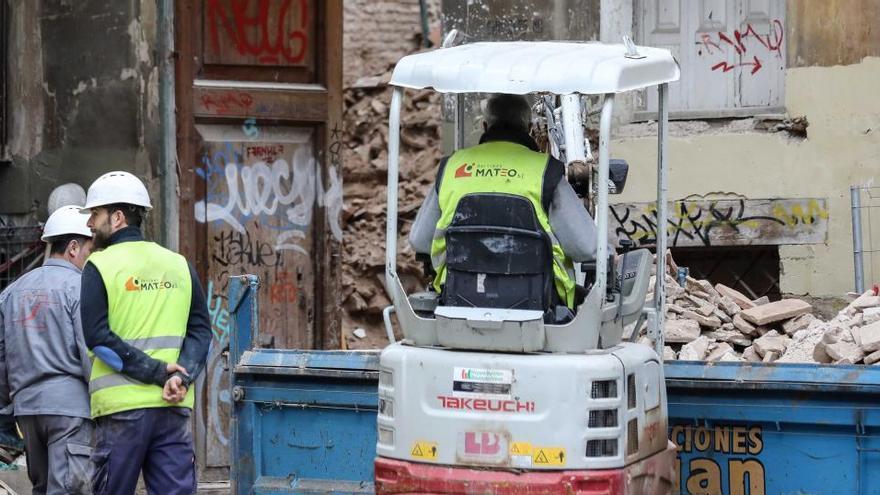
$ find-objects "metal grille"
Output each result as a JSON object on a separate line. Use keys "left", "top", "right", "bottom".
{"left": 627, "top": 419, "right": 639, "bottom": 456}
{"left": 591, "top": 380, "right": 617, "bottom": 399}
{"left": 585, "top": 439, "right": 617, "bottom": 458}
{"left": 671, "top": 246, "right": 781, "bottom": 301}
{"left": 0, "top": 226, "right": 44, "bottom": 290}
{"left": 627, "top": 374, "right": 636, "bottom": 409}
{"left": 851, "top": 186, "right": 880, "bottom": 292}
{"left": 588, "top": 409, "right": 617, "bottom": 428}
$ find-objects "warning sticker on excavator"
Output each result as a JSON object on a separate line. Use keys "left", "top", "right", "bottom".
{"left": 533, "top": 447, "right": 566, "bottom": 466}
{"left": 510, "top": 442, "right": 533, "bottom": 455}
{"left": 411, "top": 441, "right": 438, "bottom": 460}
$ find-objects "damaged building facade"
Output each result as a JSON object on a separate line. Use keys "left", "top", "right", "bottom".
{"left": 608, "top": 0, "right": 880, "bottom": 302}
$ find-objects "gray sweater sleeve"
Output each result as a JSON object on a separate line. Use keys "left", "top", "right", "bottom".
{"left": 549, "top": 176, "right": 599, "bottom": 262}
{"left": 409, "top": 186, "right": 441, "bottom": 255}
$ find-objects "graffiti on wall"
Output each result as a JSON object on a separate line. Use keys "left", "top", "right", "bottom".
{"left": 205, "top": 0, "right": 311, "bottom": 66}
{"left": 698, "top": 19, "right": 784, "bottom": 75}
{"left": 195, "top": 117, "right": 343, "bottom": 465}
{"left": 609, "top": 198, "right": 828, "bottom": 248}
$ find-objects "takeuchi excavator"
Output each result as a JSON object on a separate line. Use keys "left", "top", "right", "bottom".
{"left": 374, "top": 39, "right": 681, "bottom": 494}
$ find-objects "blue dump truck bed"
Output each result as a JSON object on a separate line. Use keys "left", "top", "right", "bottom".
{"left": 666, "top": 361, "right": 880, "bottom": 495}
{"left": 228, "top": 276, "right": 880, "bottom": 494}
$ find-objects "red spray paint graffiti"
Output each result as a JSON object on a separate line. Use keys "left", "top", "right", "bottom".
{"left": 206, "top": 0, "right": 310, "bottom": 65}
{"left": 200, "top": 91, "right": 254, "bottom": 115}
{"left": 699, "top": 19, "right": 783, "bottom": 75}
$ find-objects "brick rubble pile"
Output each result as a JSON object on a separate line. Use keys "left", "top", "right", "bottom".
{"left": 650, "top": 260, "right": 880, "bottom": 365}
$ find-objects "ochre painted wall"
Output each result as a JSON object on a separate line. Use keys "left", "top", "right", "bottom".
{"left": 787, "top": 0, "right": 880, "bottom": 68}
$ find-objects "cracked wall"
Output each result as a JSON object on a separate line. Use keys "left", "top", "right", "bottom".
{"left": 1, "top": 0, "right": 160, "bottom": 238}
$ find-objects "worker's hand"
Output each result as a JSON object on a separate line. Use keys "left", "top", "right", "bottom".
{"left": 163, "top": 363, "right": 189, "bottom": 403}
{"left": 163, "top": 375, "right": 188, "bottom": 403}
{"left": 166, "top": 362, "right": 188, "bottom": 375}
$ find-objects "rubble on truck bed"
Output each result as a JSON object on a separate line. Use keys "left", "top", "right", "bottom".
{"left": 644, "top": 256, "right": 880, "bottom": 365}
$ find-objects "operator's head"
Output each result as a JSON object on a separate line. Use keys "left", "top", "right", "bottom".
{"left": 83, "top": 171, "right": 152, "bottom": 250}
{"left": 42, "top": 205, "right": 93, "bottom": 269}
{"left": 483, "top": 93, "right": 532, "bottom": 133}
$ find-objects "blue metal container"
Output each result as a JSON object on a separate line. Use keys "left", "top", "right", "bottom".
{"left": 665, "top": 361, "right": 880, "bottom": 495}
{"left": 229, "top": 276, "right": 380, "bottom": 495}
{"left": 228, "top": 276, "right": 880, "bottom": 494}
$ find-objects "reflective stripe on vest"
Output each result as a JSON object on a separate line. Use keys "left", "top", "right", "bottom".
{"left": 430, "top": 141, "right": 576, "bottom": 307}
{"left": 88, "top": 336, "right": 185, "bottom": 393}
{"left": 87, "top": 241, "right": 193, "bottom": 418}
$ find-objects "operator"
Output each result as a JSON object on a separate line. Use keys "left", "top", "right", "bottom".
{"left": 0, "top": 205, "right": 95, "bottom": 494}
{"left": 80, "top": 171, "right": 212, "bottom": 495}
{"left": 409, "top": 93, "right": 601, "bottom": 310}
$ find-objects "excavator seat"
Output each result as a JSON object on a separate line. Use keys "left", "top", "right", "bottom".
{"left": 442, "top": 193, "right": 556, "bottom": 318}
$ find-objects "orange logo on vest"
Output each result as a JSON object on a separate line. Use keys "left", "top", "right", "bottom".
{"left": 125, "top": 276, "right": 140, "bottom": 291}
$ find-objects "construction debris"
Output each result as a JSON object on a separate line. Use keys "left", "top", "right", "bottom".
{"left": 655, "top": 253, "right": 880, "bottom": 365}
{"left": 341, "top": 62, "right": 443, "bottom": 348}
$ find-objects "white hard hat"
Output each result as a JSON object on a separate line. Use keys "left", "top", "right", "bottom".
{"left": 83, "top": 171, "right": 152, "bottom": 211}
{"left": 47, "top": 183, "right": 87, "bottom": 215}
{"left": 42, "top": 205, "right": 93, "bottom": 241}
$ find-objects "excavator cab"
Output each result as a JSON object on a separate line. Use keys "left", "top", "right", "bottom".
{"left": 376, "top": 40, "right": 680, "bottom": 494}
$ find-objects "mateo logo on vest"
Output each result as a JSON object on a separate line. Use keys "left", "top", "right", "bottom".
{"left": 454, "top": 163, "right": 521, "bottom": 179}
{"left": 125, "top": 276, "right": 180, "bottom": 292}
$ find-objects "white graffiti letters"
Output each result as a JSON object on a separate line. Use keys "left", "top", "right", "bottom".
{"left": 195, "top": 145, "right": 316, "bottom": 253}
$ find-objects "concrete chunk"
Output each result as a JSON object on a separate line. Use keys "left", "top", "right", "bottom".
{"left": 713, "top": 308, "right": 733, "bottom": 324}
{"left": 740, "top": 299, "right": 812, "bottom": 326}
{"left": 753, "top": 330, "right": 791, "bottom": 357}
{"left": 681, "top": 310, "right": 722, "bottom": 328}
{"left": 715, "top": 283, "right": 755, "bottom": 309}
{"left": 762, "top": 351, "right": 779, "bottom": 362}
{"left": 696, "top": 304, "right": 716, "bottom": 317}
{"left": 782, "top": 313, "right": 815, "bottom": 335}
{"left": 706, "top": 342, "right": 734, "bottom": 361}
{"left": 742, "top": 346, "right": 761, "bottom": 362}
{"left": 864, "top": 349, "right": 880, "bottom": 365}
{"left": 664, "top": 319, "right": 701, "bottom": 343}
{"left": 863, "top": 307, "right": 880, "bottom": 325}
{"left": 667, "top": 304, "right": 686, "bottom": 314}
{"left": 812, "top": 341, "right": 833, "bottom": 363}
{"left": 679, "top": 336, "right": 712, "bottom": 361}
{"left": 719, "top": 351, "right": 745, "bottom": 362}
{"left": 705, "top": 328, "right": 753, "bottom": 347}
{"left": 733, "top": 313, "right": 758, "bottom": 335}
{"left": 663, "top": 346, "right": 677, "bottom": 361}
{"left": 718, "top": 296, "right": 742, "bottom": 316}
{"left": 777, "top": 326, "right": 825, "bottom": 364}
{"left": 853, "top": 295, "right": 880, "bottom": 310}
{"left": 825, "top": 341, "right": 864, "bottom": 363}
{"left": 859, "top": 321, "right": 880, "bottom": 353}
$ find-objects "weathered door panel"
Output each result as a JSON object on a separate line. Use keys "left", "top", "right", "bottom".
{"left": 176, "top": 0, "right": 342, "bottom": 473}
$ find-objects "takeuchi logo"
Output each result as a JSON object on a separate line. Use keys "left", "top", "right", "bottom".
{"left": 454, "top": 162, "right": 521, "bottom": 179}
{"left": 125, "top": 276, "right": 180, "bottom": 292}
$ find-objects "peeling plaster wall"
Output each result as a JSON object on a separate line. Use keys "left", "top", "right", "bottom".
{"left": 1, "top": 0, "right": 161, "bottom": 238}
{"left": 612, "top": 57, "right": 880, "bottom": 297}
{"left": 787, "top": 0, "right": 880, "bottom": 68}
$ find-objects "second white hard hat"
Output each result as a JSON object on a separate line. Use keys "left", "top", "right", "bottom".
{"left": 42, "top": 205, "right": 93, "bottom": 241}
{"left": 83, "top": 171, "right": 152, "bottom": 211}
{"left": 47, "top": 183, "right": 87, "bottom": 215}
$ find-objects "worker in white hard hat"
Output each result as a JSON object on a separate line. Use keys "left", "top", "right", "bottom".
{"left": 79, "top": 171, "right": 211, "bottom": 494}
{"left": 0, "top": 205, "right": 95, "bottom": 494}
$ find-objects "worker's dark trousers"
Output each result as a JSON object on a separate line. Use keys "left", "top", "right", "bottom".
{"left": 92, "top": 407, "right": 196, "bottom": 495}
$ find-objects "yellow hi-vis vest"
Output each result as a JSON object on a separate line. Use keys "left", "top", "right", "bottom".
{"left": 87, "top": 241, "right": 193, "bottom": 418}
{"left": 430, "top": 141, "right": 576, "bottom": 307}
